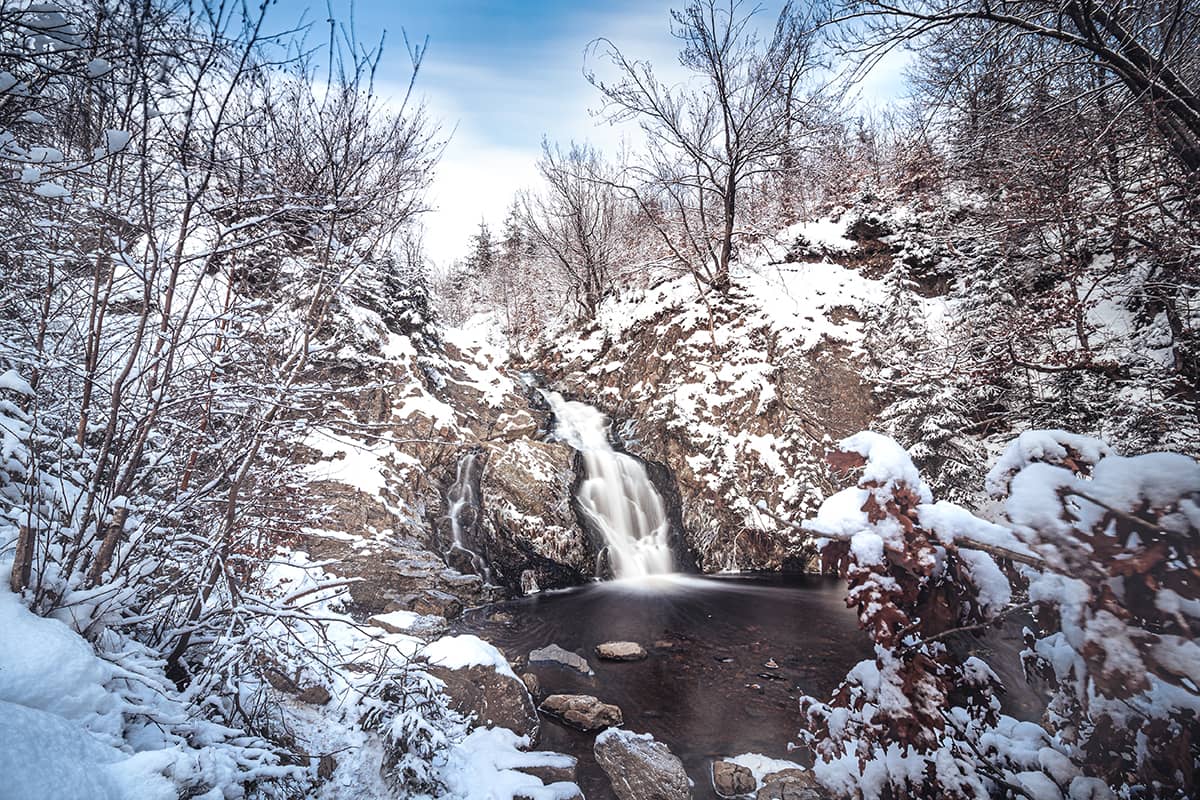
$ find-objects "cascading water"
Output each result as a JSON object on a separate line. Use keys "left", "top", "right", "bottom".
{"left": 541, "top": 390, "right": 673, "bottom": 579}
{"left": 445, "top": 450, "right": 491, "bottom": 581}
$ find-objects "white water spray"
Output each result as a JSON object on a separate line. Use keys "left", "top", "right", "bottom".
{"left": 541, "top": 391, "right": 673, "bottom": 579}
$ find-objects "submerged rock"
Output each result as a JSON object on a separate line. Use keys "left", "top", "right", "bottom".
{"left": 712, "top": 760, "right": 756, "bottom": 797}
{"left": 538, "top": 694, "right": 623, "bottom": 731}
{"left": 596, "top": 641, "right": 648, "bottom": 661}
{"left": 593, "top": 728, "right": 690, "bottom": 800}
{"left": 530, "top": 643, "right": 593, "bottom": 674}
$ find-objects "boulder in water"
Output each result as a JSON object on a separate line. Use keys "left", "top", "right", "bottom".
{"left": 596, "top": 641, "right": 647, "bottom": 661}
{"left": 593, "top": 728, "right": 690, "bottom": 800}
{"left": 530, "top": 643, "right": 593, "bottom": 674}
{"left": 712, "top": 760, "right": 756, "bottom": 797}
{"left": 756, "top": 769, "right": 825, "bottom": 800}
{"left": 538, "top": 694, "right": 623, "bottom": 731}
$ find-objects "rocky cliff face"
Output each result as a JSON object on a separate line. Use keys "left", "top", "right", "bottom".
{"left": 532, "top": 219, "right": 885, "bottom": 572}
{"left": 285, "top": 217, "right": 889, "bottom": 603}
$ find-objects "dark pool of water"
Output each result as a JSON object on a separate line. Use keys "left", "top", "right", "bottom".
{"left": 456, "top": 574, "right": 870, "bottom": 799}
{"left": 457, "top": 573, "right": 1044, "bottom": 798}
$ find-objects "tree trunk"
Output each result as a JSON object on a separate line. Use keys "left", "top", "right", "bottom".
{"left": 9, "top": 526, "right": 34, "bottom": 594}
{"left": 86, "top": 507, "right": 129, "bottom": 587}
{"left": 716, "top": 173, "right": 737, "bottom": 293}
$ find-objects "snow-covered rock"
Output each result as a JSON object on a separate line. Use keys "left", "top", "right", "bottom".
{"left": 593, "top": 728, "right": 690, "bottom": 800}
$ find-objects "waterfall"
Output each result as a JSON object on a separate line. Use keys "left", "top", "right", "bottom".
{"left": 446, "top": 450, "right": 491, "bottom": 581}
{"left": 541, "top": 391, "right": 673, "bottom": 579}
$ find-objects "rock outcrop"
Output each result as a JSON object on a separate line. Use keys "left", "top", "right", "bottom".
{"left": 534, "top": 219, "right": 885, "bottom": 572}
{"left": 476, "top": 438, "right": 594, "bottom": 591}
{"left": 593, "top": 728, "right": 691, "bottom": 800}
{"left": 755, "top": 769, "right": 825, "bottom": 800}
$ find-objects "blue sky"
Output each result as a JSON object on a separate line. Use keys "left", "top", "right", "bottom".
{"left": 270, "top": 1, "right": 906, "bottom": 266}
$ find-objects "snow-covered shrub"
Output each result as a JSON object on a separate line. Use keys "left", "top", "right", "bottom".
{"left": 798, "top": 432, "right": 1018, "bottom": 798}
{"left": 990, "top": 430, "right": 1200, "bottom": 797}
{"left": 360, "top": 666, "right": 467, "bottom": 795}
{"left": 800, "top": 429, "right": 1200, "bottom": 799}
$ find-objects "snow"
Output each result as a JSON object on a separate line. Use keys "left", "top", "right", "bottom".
{"left": 421, "top": 635, "right": 518, "bottom": 680}
{"left": 300, "top": 426, "right": 412, "bottom": 498}
{"left": 104, "top": 129, "right": 131, "bottom": 153}
{"left": 0, "top": 369, "right": 34, "bottom": 396}
{"left": 917, "top": 500, "right": 1036, "bottom": 558}
{"left": 32, "top": 182, "right": 70, "bottom": 198}
{"left": 837, "top": 431, "right": 932, "bottom": 503}
{"left": 0, "top": 583, "right": 119, "bottom": 734}
{"left": 85, "top": 58, "right": 112, "bottom": 77}
{"left": 441, "top": 728, "right": 580, "bottom": 800}
{"left": 0, "top": 701, "right": 175, "bottom": 800}
{"left": 0, "top": 566, "right": 287, "bottom": 800}
{"left": 595, "top": 727, "right": 654, "bottom": 746}
{"left": 985, "top": 430, "right": 1112, "bottom": 498}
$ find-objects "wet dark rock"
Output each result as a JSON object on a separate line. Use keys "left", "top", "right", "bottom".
{"left": 539, "top": 694, "right": 623, "bottom": 731}
{"left": 596, "top": 641, "right": 647, "bottom": 661}
{"left": 593, "top": 728, "right": 690, "bottom": 800}
{"left": 446, "top": 545, "right": 481, "bottom": 576}
{"left": 427, "top": 664, "right": 539, "bottom": 740}
{"left": 712, "top": 760, "right": 756, "bottom": 797}
{"left": 530, "top": 643, "right": 593, "bottom": 674}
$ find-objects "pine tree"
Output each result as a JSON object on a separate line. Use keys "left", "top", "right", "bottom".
{"left": 465, "top": 220, "right": 496, "bottom": 281}
{"left": 868, "top": 258, "right": 981, "bottom": 503}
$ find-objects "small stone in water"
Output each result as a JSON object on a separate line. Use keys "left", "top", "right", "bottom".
{"left": 530, "top": 643, "right": 594, "bottom": 675}
{"left": 764, "top": 658, "right": 779, "bottom": 669}
{"left": 714, "top": 656, "right": 734, "bottom": 663}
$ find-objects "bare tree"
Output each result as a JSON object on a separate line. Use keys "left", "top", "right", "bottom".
{"left": 830, "top": 0, "right": 1200, "bottom": 173}
{"left": 586, "top": 0, "right": 824, "bottom": 293}
{"left": 519, "top": 141, "right": 626, "bottom": 318}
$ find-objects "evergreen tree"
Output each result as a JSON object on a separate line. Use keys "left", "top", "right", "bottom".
{"left": 868, "top": 259, "right": 981, "bottom": 503}
{"left": 465, "top": 219, "right": 496, "bottom": 280}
